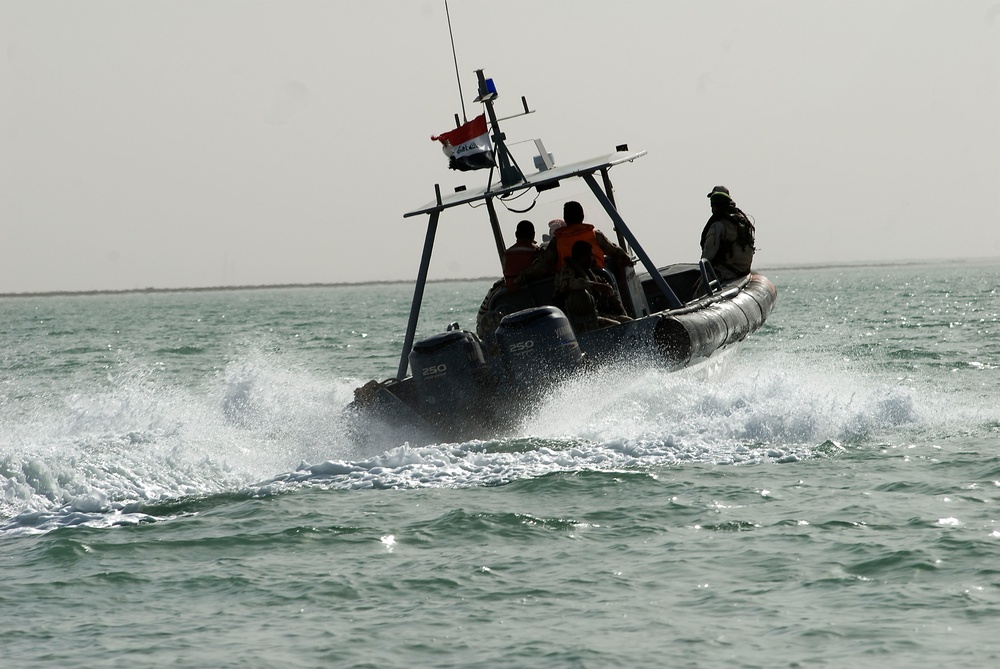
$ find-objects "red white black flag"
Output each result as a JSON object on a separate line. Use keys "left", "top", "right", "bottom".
{"left": 431, "top": 114, "right": 495, "bottom": 171}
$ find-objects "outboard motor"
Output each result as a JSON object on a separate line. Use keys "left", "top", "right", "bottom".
{"left": 409, "top": 330, "right": 488, "bottom": 416}
{"left": 494, "top": 306, "right": 583, "bottom": 390}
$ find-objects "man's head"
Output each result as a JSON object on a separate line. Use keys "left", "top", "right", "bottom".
{"left": 515, "top": 219, "right": 535, "bottom": 242}
{"left": 707, "top": 185, "right": 734, "bottom": 211}
{"left": 563, "top": 201, "right": 585, "bottom": 225}
{"left": 570, "top": 240, "right": 594, "bottom": 267}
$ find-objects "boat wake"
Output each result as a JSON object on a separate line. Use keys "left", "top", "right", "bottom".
{"left": 1, "top": 347, "right": 994, "bottom": 536}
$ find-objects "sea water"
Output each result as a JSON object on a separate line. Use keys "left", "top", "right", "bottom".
{"left": 1, "top": 260, "right": 998, "bottom": 668}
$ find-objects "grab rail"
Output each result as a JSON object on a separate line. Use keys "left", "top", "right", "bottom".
{"left": 699, "top": 258, "right": 722, "bottom": 295}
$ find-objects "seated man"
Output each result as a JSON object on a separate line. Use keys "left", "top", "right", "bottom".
{"left": 520, "top": 200, "right": 633, "bottom": 284}
{"left": 555, "top": 240, "right": 632, "bottom": 333}
{"left": 541, "top": 218, "right": 565, "bottom": 247}
{"left": 503, "top": 220, "right": 541, "bottom": 289}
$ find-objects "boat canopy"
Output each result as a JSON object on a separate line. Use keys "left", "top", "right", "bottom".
{"left": 404, "top": 149, "right": 647, "bottom": 219}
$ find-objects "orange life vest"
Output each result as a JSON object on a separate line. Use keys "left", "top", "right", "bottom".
{"left": 553, "top": 224, "right": 605, "bottom": 270}
{"left": 503, "top": 242, "right": 538, "bottom": 288}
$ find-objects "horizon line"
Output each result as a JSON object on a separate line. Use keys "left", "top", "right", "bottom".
{"left": 2, "top": 256, "right": 996, "bottom": 300}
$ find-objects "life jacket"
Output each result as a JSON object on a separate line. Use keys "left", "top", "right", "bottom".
{"left": 553, "top": 223, "right": 605, "bottom": 270}
{"left": 503, "top": 241, "right": 539, "bottom": 288}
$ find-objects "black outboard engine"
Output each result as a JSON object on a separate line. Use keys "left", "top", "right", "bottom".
{"left": 494, "top": 306, "right": 583, "bottom": 390}
{"left": 409, "top": 331, "right": 488, "bottom": 420}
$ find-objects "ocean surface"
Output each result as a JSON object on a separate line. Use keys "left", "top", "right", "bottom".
{"left": 2, "top": 259, "right": 999, "bottom": 668}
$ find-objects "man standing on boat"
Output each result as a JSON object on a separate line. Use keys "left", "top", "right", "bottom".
{"left": 503, "top": 220, "right": 542, "bottom": 289}
{"left": 519, "top": 201, "right": 632, "bottom": 283}
{"left": 700, "top": 186, "right": 756, "bottom": 280}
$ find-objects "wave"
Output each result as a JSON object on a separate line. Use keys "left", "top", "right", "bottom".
{"left": 1, "top": 343, "right": 996, "bottom": 537}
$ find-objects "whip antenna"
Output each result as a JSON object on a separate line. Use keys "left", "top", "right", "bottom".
{"left": 445, "top": 0, "right": 467, "bottom": 124}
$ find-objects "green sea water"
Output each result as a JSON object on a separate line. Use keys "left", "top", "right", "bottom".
{"left": 2, "top": 260, "right": 999, "bottom": 668}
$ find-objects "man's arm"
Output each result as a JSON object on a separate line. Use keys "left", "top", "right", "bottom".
{"left": 595, "top": 230, "right": 634, "bottom": 265}
{"left": 701, "top": 221, "right": 723, "bottom": 260}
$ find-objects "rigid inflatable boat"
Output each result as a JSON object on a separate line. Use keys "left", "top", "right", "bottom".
{"left": 350, "top": 70, "right": 776, "bottom": 444}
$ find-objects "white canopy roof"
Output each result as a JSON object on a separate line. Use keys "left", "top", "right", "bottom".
{"left": 404, "top": 149, "right": 647, "bottom": 218}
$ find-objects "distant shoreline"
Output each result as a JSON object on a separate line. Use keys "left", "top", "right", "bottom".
{"left": 0, "top": 277, "right": 487, "bottom": 299}
{"left": 2, "top": 257, "right": 996, "bottom": 299}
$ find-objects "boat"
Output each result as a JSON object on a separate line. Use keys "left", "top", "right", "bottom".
{"left": 349, "top": 69, "right": 777, "bottom": 444}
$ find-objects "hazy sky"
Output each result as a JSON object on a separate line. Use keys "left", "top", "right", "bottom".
{"left": 2, "top": 1, "right": 998, "bottom": 293}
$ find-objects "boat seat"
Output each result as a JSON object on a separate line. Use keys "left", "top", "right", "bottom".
{"left": 643, "top": 266, "right": 703, "bottom": 311}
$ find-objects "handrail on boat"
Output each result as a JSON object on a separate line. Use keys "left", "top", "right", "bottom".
{"left": 698, "top": 259, "right": 722, "bottom": 295}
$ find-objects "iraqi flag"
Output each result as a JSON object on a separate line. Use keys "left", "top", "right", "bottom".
{"left": 431, "top": 114, "right": 495, "bottom": 172}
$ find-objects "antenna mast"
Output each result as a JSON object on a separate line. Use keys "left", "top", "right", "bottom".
{"left": 445, "top": 0, "right": 467, "bottom": 124}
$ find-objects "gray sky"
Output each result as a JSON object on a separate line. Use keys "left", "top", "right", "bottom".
{"left": 2, "top": 1, "right": 998, "bottom": 294}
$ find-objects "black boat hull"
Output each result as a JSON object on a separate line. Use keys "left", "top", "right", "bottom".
{"left": 349, "top": 272, "right": 777, "bottom": 445}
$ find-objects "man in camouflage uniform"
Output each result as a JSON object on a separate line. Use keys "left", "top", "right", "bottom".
{"left": 555, "top": 240, "right": 631, "bottom": 333}
{"left": 700, "top": 186, "right": 756, "bottom": 280}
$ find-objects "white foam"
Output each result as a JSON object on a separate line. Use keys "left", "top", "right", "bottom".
{"left": 0, "top": 349, "right": 359, "bottom": 534}
{"left": 3, "top": 341, "right": 997, "bottom": 535}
